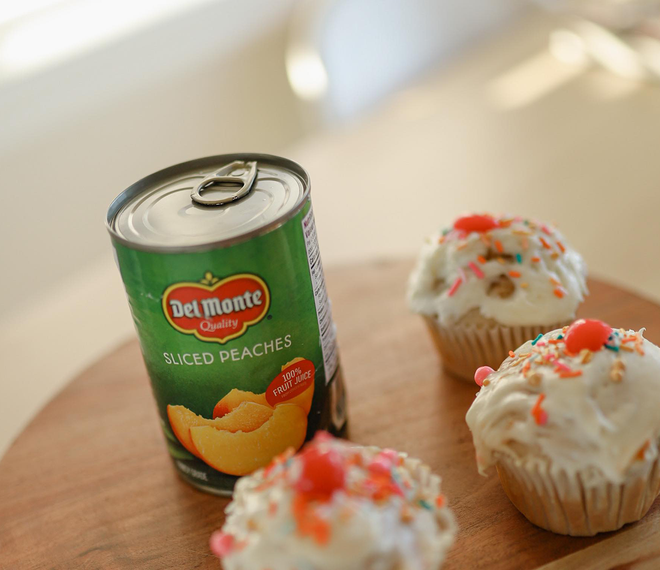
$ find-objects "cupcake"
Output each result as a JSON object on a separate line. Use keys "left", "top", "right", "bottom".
{"left": 408, "top": 214, "right": 587, "bottom": 381}
{"left": 210, "top": 433, "right": 456, "bottom": 569}
{"left": 466, "top": 319, "right": 660, "bottom": 536}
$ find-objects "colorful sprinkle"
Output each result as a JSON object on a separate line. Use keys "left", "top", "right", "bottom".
{"left": 521, "top": 237, "right": 529, "bottom": 250}
{"left": 559, "top": 369, "right": 583, "bottom": 378}
{"left": 368, "top": 456, "right": 394, "bottom": 476}
{"left": 435, "top": 495, "right": 446, "bottom": 508}
{"left": 520, "top": 282, "right": 529, "bottom": 288}
{"left": 531, "top": 256, "right": 541, "bottom": 263}
{"left": 447, "top": 277, "right": 463, "bottom": 297}
{"left": 604, "top": 344, "right": 620, "bottom": 352}
{"left": 515, "top": 253, "right": 522, "bottom": 264}
{"left": 553, "top": 287, "right": 565, "bottom": 298}
{"left": 531, "top": 394, "right": 548, "bottom": 426}
{"left": 539, "top": 237, "right": 552, "bottom": 250}
{"left": 532, "top": 334, "right": 543, "bottom": 345}
{"left": 418, "top": 499, "right": 433, "bottom": 510}
{"left": 495, "top": 240, "right": 504, "bottom": 253}
{"left": 468, "top": 261, "right": 485, "bottom": 279}
{"left": 292, "top": 494, "right": 331, "bottom": 545}
{"left": 477, "top": 255, "right": 487, "bottom": 264}
{"left": 509, "top": 350, "right": 516, "bottom": 358}
{"left": 400, "top": 505, "right": 414, "bottom": 523}
{"left": 508, "top": 270, "right": 521, "bottom": 278}
{"left": 554, "top": 361, "right": 571, "bottom": 372}
{"left": 557, "top": 241, "right": 566, "bottom": 253}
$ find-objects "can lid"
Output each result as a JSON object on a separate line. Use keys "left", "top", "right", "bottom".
{"left": 107, "top": 154, "right": 308, "bottom": 251}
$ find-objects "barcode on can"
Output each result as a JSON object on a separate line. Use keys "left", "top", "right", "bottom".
{"left": 302, "top": 206, "right": 339, "bottom": 384}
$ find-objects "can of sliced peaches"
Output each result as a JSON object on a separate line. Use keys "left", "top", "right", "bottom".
{"left": 106, "top": 154, "right": 347, "bottom": 495}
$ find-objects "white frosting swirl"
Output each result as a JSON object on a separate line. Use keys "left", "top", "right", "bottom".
{"left": 217, "top": 438, "right": 456, "bottom": 570}
{"left": 408, "top": 215, "right": 588, "bottom": 327}
{"left": 466, "top": 327, "right": 660, "bottom": 485}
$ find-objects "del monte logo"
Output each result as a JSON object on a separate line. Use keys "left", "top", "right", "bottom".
{"left": 162, "top": 271, "right": 270, "bottom": 343}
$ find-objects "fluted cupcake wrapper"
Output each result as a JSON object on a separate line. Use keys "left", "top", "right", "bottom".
{"left": 423, "top": 317, "right": 571, "bottom": 382}
{"left": 495, "top": 454, "right": 660, "bottom": 536}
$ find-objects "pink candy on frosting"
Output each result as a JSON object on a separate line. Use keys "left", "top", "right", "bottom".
{"left": 210, "top": 531, "right": 234, "bottom": 558}
{"left": 474, "top": 366, "right": 494, "bottom": 387}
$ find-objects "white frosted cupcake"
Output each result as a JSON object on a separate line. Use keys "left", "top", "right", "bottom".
{"left": 466, "top": 319, "right": 660, "bottom": 536}
{"left": 408, "top": 213, "right": 588, "bottom": 381}
{"left": 210, "top": 432, "right": 456, "bottom": 569}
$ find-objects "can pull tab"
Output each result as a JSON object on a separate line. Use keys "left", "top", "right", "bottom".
{"left": 191, "top": 160, "right": 257, "bottom": 206}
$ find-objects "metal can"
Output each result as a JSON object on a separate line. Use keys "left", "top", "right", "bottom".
{"left": 106, "top": 154, "right": 347, "bottom": 495}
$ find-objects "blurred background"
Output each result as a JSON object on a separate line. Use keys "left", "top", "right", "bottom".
{"left": 2, "top": 0, "right": 660, "bottom": 457}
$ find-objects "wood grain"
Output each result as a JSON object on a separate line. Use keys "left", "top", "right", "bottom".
{"left": 1, "top": 260, "right": 659, "bottom": 569}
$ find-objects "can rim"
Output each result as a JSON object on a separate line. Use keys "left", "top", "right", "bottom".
{"left": 106, "top": 153, "right": 311, "bottom": 253}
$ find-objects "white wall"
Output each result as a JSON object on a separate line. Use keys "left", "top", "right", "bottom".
{"left": 0, "top": 0, "right": 301, "bottom": 321}
{"left": 0, "top": 0, "right": 304, "bottom": 456}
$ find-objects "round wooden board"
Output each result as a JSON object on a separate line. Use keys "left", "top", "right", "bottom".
{"left": 2, "top": 260, "right": 660, "bottom": 570}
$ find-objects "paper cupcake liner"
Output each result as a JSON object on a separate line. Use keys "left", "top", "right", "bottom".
{"left": 423, "top": 317, "right": 571, "bottom": 382}
{"left": 496, "top": 454, "right": 660, "bottom": 536}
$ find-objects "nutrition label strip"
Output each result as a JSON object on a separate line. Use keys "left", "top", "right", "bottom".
{"left": 302, "top": 206, "right": 339, "bottom": 384}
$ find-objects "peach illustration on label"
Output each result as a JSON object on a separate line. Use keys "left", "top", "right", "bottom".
{"left": 213, "top": 389, "right": 269, "bottom": 418}
{"left": 190, "top": 404, "right": 307, "bottom": 476}
{"left": 168, "top": 357, "right": 315, "bottom": 475}
{"left": 212, "top": 359, "right": 315, "bottom": 417}
{"left": 167, "top": 403, "right": 274, "bottom": 458}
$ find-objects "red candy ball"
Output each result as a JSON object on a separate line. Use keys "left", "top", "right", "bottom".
{"left": 564, "top": 319, "right": 611, "bottom": 354}
{"left": 453, "top": 214, "right": 498, "bottom": 233}
{"left": 295, "top": 447, "right": 345, "bottom": 498}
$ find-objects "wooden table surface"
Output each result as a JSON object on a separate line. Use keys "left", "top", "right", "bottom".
{"left": 1, "top": 260, "right": 660, "bottom": 570}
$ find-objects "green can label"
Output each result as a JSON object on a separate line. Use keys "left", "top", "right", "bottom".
{"left": 113, "top": 200, "right": 346, "bottom": 494}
